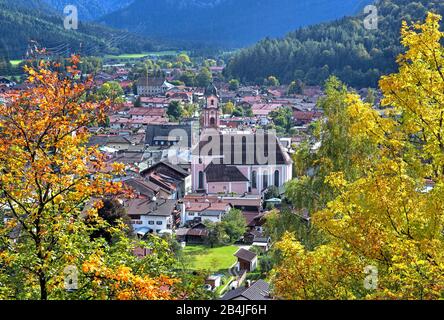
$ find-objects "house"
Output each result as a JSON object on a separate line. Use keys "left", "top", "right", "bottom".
{"left": 293, "top": 108, "right": 322, "bottom": 125}
{"left": 125, "top": 198, "right": 179, "bottom": 235}
{"left": 123, "top": 176, "right": 172, "bottom": 199}
{"left": 180, "top": 195, "right": 232, "bottom": 224}
{"left": 251, "top": 103, "right": 282, "bottom": 117}
{"left": 106, "top": 151, "right": 146, "bottom": 174}
{"left": 221, "top": 280, "right": 271, "bottom": 300}
{"left": 244, "top": 230, "right": 271, "bottom": 252}
{"left": 222, "top": 196, "right": 262, "bottom": 214}
{"left": 166, "top": 91, "right": 194, "bottom": 104}
{"left": 141, "top": 161, "right": 191, "bottom": 198}
{"left": 246, "top": 212, "right": 267, "bottom": 232}
{"left": 175, "top": 223, "right": 209, "bottom": 244}
{"left": 234, "top": 248, "right": 257, "bottom": 272}
{"left": 136, "top": 77, "right": 174, "bottom": 96}
{"left": 205, "top": 275, "right": 222, "bottom": 290}
{"left": 145, "top": 123, "right": 195, "bottom": 148}
{"left": 88, "top": 135, "right": 132, "bottom": 151}
{"left": 129, "top": 107, "right": 166, "bottom": 119}
{"left": 237, "top": 87, "right": 260, "bottom": 97}
{"left": 139, "top": 97, "right": 170, "bottom": 108}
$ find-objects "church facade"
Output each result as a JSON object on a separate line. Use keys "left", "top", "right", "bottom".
{"left": 191, "top": 84, "right": 293, "bottom": 196}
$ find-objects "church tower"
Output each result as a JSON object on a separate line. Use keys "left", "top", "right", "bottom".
{"left": 202, "top": 83, "right": 220, "bottom": 129}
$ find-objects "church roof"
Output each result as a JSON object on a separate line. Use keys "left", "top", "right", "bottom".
{"left": 204, "top": 83, "right": 219, "bottom": 97}
{"left": 204, "top": 163, "right": 249, "bottom": 183}
{"left": 194, "top": 133, "right": 292, "bottom": 166}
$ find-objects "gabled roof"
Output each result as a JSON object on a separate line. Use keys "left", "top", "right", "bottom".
{"left": 234, "top": 248, "right": 257, "bottom": 262}
{"left": 137, "top": 77, "right": 165, "bottom": 87}
{"left": 185, "top": 201, "right": 231, "bottom": 213}
{"left": 141, "top": 160, "right": 189, "bottom": 178}
{"left": 125, "top": 198, "right": 177, "bottom": 217}
{"left": 88, "top": 135, "right": 131, "bottom": 147}
{"left": 221, "top": 280, "right": 271, "bottom": 300}
{"left": 123, "top": 177, "right": 160, "bottom": 197}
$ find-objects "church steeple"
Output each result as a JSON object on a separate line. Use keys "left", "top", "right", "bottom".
{"left": 204, "top": 82, "right": 219, "bottom": 97}
{"left": 202, "top": 83, "right": 220, "bottom": 129}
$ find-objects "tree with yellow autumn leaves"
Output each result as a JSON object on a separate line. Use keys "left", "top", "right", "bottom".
{"left": 0, "top": 56, "right": 179, "bottom": 300}
{"left": 273, "top": 13, "right": 444, "bottom": 299}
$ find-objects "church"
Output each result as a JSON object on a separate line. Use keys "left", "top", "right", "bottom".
{"left": 191, "top": 84, "right": 293, "bottom": 196}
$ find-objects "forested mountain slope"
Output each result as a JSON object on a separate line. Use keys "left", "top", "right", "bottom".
{"left": 101, "top": 0, "right": 373, "bottom": 47}
{"left": 0, "top": 0, "right": 156, "bottom": 59}
{"left": 224, "top": 0, "right": 444, "bottom": 88}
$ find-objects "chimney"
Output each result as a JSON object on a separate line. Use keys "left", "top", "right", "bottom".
{"left": 245, "top": 280, "right": 251, "bottom": 288}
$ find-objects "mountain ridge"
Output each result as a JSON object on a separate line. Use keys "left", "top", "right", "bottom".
{"left": 0, "top": 0, "right": 157, "bottom": 59}
{"left": 100, "top": 0, "right": 374, "bottom": 47}
{"left": 224, "top": 0, "right": 444, "bottom": 88}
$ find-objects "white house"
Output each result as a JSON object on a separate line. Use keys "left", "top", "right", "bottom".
{"left": 125, "top": 198, "right": 179, "bottom": 235}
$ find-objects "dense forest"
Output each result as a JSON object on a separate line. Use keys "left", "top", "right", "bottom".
{"left": 0, "top": 0, "right": 157, "bottom": 59}
{"left": 224, "top": 0, "right": 444, "bottom": 88}
{"left": 101, "top": 0, "right": 372, "bottom": 47}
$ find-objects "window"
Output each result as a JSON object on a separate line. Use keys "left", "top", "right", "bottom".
{"left": 198, "top": 171, "right": 204, "bottom": 189}
{"left": 263, "top": 171, "right": 268, "bottom": 189}
{"left": 242, "top": 136, "right": 247, "bottom": 164}
{"left": 148, "top": 221, "right": 154, "bottom": 225}
{"left": 211, "top": 99, "right": 215, "bottom": 106}
{"left": 251, "top": 171, "right": 257, "bottom": 189}
{"left": 156, "top": 221, "right": 162, "bottom": 225}
{"left": 274, "top": 170, "right": 280, "bottom": 187}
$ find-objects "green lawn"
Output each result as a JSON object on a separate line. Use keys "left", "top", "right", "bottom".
{"left": 104, "top": 51, "right": 183, "bottom": 60}
{"left": 183, "top": 245, "right": 238, "bottom": 272}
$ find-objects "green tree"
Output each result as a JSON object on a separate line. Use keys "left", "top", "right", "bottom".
{"left": 177, "top": 53, "right": 191, "bottom": 66}
{"left": 269, "top": 106, "right": 293, "bottom": 133}
{"left": 222, "top": 101, "right": 235, "bottom": 115}
{"left": 285, "top": 76, "right": 375, "bottom": 213}
{"left": 179, "top": 71, "right": 196, "bottom": 87}
{"left": 221, "top": 209, "right": 246, "bottom": 243}
{"left": 264, "top": 76, "right": 280, "bottom": 87}
{"left": 97, "top": 81, "right": 124, "bottom": 104}
{"left": 206, "top": 222, "right": 225, "bottom": 248}
{"left": 167, "top": 100, "right": 184, "bottom": 122}
{"left": 228, "top": 79, "right": 240, "bottom": 91}
{"left": 196, "top": 67, "right": 213, "bottom": 87}
{"left": 264, "top": 185, "right": 280, "bottom": 200}
{"left": 87, "top": 198, "right": 133, "bottom": 244}
{"left": 287, "top": 80, "right": 304, "bottom": 95}
{"left": 182, "top": 103, "right": 198, "bottom": 118}
{"left": 364, "top": 88, "right": 377, "bottom": 105}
